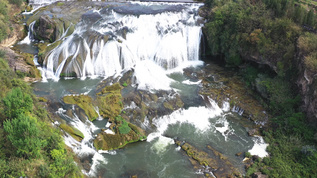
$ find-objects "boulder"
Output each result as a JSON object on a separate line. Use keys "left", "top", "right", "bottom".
{"left": 33, "top": 15, "right": 56, "bottom": 42}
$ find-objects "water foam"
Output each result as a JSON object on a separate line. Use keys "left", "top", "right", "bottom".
{"left": 248, "top": 136, "right": 269, "bottom": 158}
{"left": 40, "top": 3, "right": 203, "bottom": 89}
{"left": 57, "top": 107, "right": 108, "bottom": 176}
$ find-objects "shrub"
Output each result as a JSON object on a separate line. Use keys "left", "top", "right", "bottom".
{"left": 3, "top": 114, "right": 42, "bottom": 159}
{"left": 304, "top": 52, "right": 317, "bottom": 71}
{"left": 2, "top": 87, "right": 33, "bottom": 119}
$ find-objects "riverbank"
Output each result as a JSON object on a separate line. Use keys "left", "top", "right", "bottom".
{"left": 0, "top": 1, "right": 83, "bottom": 177}
{"left": 201, "top": 0, "right": 317, "bottom": 176}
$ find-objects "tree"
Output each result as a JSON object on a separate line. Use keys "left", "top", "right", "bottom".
{"left": 2, "top": 87, "right": 33, "bottom": 119}
{"left": 306, "top": 9, "right": 315, "bottom": 27}
{"left": 3, "top": 114, "right": 42, "bottom": 159}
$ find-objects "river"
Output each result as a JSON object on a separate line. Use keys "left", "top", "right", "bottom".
{"left": 17, "top": 1, "right": 268, "bottom": 177}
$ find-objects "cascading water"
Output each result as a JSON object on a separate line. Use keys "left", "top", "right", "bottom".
{"left": 25, "top": 1, "right": 269, "bottom": 177}
{"left": 41, "top": 3, "right": 203, "bottom": 89}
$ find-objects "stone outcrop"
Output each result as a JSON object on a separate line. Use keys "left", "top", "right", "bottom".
{"left": 185, "top": 63, "right": 269, "bottom": 128}
{"left": 297, "top": 47, "right": 317, "bottom": 126}
{"left": 33, "top": 15, "right": 57, "bottom": 42}
{"left": 175, "top": 140, "right": 242, "bottom": 177}
{"left": 0, "top": 47, "right": 41, "bottom": 82}
{"left": 63, "top": 94, "right": 99, "bottom": 121}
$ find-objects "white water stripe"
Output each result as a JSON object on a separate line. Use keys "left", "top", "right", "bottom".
{"left": 41, "top": 3, "right": 204, "bottom": 89}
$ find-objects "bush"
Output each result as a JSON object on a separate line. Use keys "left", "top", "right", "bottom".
{"left": 49, "top": 148, "right": 80, "bottom": 177}
{"left": 2, "top": 87, "right": 33, "bottom": 119}
{"left": 3, "top": 114, "right": 42, "bottom": 159}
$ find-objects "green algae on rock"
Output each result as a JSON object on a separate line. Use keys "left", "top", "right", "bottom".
{"left": 63, "top": 94, "right": 98, "bottom": 121}
{"left": 195, "top": 63, "right": 268, "bottom": 127}
{"left": 93, "top": 119, "right": 146, "bottom": 150}
{"left": 175, "top": 140, "right": 242, "bottom": 177}
{"left": 97, "top": 83, "right": 123, "bottom": 120}
{"left": 60, "top": 123, "right": 84, "bottom": 142}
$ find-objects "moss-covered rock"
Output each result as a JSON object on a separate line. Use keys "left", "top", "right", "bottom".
{"left": 175, "top": 141, "right": 242, "bottom": 177}
{"left": 60, "top": 123, "right": 84, "bottom": 142}
{"left": 21, "top": 52, "right": 41, "bottom": 79}
{"left": 195, "top": 62, "right": 268, "bottom": 126}
{"left": 37, "top": 41, "right": 62, "bottom": 65}
{"left": 63, "top": 95, "right": 98, "bottom": 121}
{"left": 97, "top": 83, "right": 123, "bottom": 120}
{"left": 38, "top": 97, "right": 48, "bottom": 102}
{"left": 93, "top": 121, "right": 146, "bottom": 150}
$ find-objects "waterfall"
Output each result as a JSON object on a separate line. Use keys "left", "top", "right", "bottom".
{"left": 41, "top": 2, "right": 204, "bottom": 87}
{"left": 19, "top": 21, "right": 36, "bottom": 45}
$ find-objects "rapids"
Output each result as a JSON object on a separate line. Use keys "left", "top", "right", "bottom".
{"left": 20, "top": 1, "right": 269, "bottom": 177}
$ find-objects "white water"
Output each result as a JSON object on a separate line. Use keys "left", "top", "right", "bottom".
{"left": 40, "top": 3, "right": 203, "bottom": 91}
{"left": 57, "top": 107, "right": 108, "bottom": 176}
{"left": 248, "top": 136, "right": 269, "bottom": 158}
{"left": 147, "top": 96, "right": 224, "bottom": 152}
{"left": 19, "top": 21, "right": 35, "bottom": 45}
{"left": 27, "top": 1, "right": 270, "bottom": 176}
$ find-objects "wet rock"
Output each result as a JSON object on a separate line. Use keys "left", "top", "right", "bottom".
{"left": 82, "top": 159, "right": 91, "bottom": 172}
{"left": 235, "top": 152, "right": 243, "bottom": 157}
{"left": 93, "top": 122, "right": 146, "bottom": 150}
{"left": 63, "top": 95, "right": 99, "bottom": 121}
{"left": 38, "top": 96, "right": 48, "bottom": 103}
{"left": 196, "top": 62, "right": 269, "bottom": 127}
{"left": 175, "top": 140, "right": 242, "bottom": 177}
{"left": 60, "top": 123, "right": 84, "bottom": 142}
{"left": 33, "top": 15, "right": 56, "bottom": 42}
{"left": 119, "top": 69, "right": 134, "bottom": 86}
{"left": 97, "top": 83, "right": 123, "bottom": 120}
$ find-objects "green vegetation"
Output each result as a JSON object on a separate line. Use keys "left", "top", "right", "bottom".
{"left": 4, "top": 114, "right": 42, "bottom": 159}
{"left": 2, "top": 87, "right": 33, "bottom": 119}
{"left": 63, "top": 94, "right": 99, "bottom": 121}
{"left": 60, "top": 123, "right": 84, "bottom": 142}
{"left": 0, "top": 50, "right": 82, "bottom": 177}
{"left": 0, "top": 0, "right": 9, "bottom": 43}
{"left": 0, "top": 0, "right": 28, "bottom": 43}
{"left": 93, "top": 83, "right": 146, "bottom": 150}
{"left": 122, "top": 81, "right": 128, "bottom": 87}
{"left": 97, "top": 83, "right": 123, "bottom": 119}
{"left": 56, "top": 2, "right": 64, "bottom": 6}
{"left": 9, "top": 0, "right": 23, "bottom": 7}
{"left": 203, "top": 0, "right": 317, "bottom": 177}
{"left": 116, "top": 115, "right": 131, "bottom": 134}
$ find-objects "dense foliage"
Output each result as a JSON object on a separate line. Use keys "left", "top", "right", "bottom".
{"left": 0, "top": 0, "right": 26, "bottom": 43}
{"left": 203, "top": 0, "right": 317, "bottom": 177}
{"left": 0, "top": 0, "right": 9, "bottom": 43}
{"left": 0, "top": 50, "right": 82, "bottom": 177}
